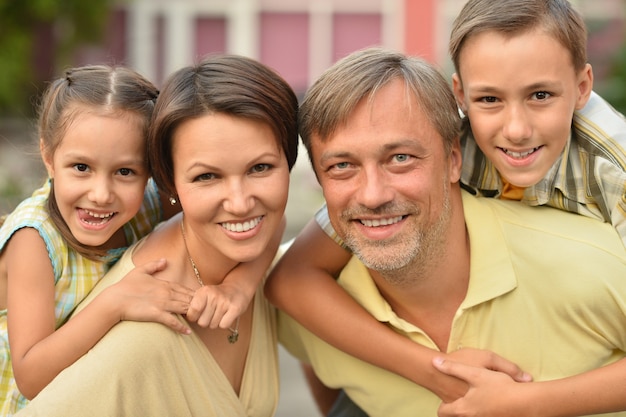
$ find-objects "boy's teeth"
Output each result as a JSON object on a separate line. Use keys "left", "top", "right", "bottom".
{"left": 503, "top": 147, "right": 539, "bottom": 159}
{"left": 361, "top": 216, "right": 403, "bottom": 227}
{"left": 221, "top": 216, "right": 262, "bottom": 232}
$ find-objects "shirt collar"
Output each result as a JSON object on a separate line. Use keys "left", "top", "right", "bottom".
{"left": 460, "top": 126, "right": 574, "bottom": 206}
{"left": 337, "top": 191, "right": 518, "bottom": 333}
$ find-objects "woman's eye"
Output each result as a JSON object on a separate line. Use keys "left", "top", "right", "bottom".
{"left": 251, "top": 163, "right": 271, "bottom": 174}
{"left": 196, "top": 173, "right": 216, "bottom": 181}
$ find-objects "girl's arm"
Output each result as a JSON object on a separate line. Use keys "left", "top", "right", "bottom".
{"left": 434, "top": 356, "right": 626, "bottom": 417}
{"left": 265, "top": 218, "right": 528, "bottom": 402}
{"left": 6, "top": 228, "right": 195, "bottom": 399}
{"left": 186, "top": 216, "right": 286, "bottom": 328}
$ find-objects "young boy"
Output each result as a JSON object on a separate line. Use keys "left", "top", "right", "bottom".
{"left": 266, "top": 0, "right": 626, "bottom": 414}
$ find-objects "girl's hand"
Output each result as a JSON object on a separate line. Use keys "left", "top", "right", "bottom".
{"left": 185, "top": 280, "right": 253, "bottom": 329}
{"left": 433, "top": 356, "right": 532, "bottom": 417}
{"left": 107, "top": 259, "right": 195, "bottom": 334}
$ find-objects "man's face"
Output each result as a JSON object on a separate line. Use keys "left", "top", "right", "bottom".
{"left": 311, "top": 78, "right": 462, "bottom": 273}
{"left": 453, "top": 29, "right": 592, "bottom": 188}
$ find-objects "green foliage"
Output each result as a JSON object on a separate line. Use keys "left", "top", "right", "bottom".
{"left": 601, "top": 45, "right": 626, "bottom": 115}
{"left": 0, "top": 0, "right": 115, "bottom": 116}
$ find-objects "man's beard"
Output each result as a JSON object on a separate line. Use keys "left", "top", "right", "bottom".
{"left": 340, "top": 186, "right": 452, "bottom": 286}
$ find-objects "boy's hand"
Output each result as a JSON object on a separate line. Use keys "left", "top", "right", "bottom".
{"left": 446, "top": 348, "right": 532, "bottom": 383}
{"left": 429, "top": 348, "right": 531, "bottom": 403}
{"left": 433, "top": 357, "right": 532, "bottom": 417}
{"left": 185, "top": 281, "right": 252, "bottom": 329}
{"left": 108, "top": 259, "right": 195, "bottom": 334}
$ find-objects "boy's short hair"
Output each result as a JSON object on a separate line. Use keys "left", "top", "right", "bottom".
{"left": 449, "top": 0, "right": 588, "bottom": 74}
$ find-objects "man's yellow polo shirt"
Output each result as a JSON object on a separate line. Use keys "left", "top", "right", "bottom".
{"left": 279, "top": 191, "right": 626, "bottom": 417}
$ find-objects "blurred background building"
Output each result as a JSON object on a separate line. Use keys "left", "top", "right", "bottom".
{"left": 1, "top": 0, "right": 625, "bottom": 215}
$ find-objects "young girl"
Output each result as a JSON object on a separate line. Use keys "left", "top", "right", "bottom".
{"left": 0, "top": 65, "right": 273, "bottom": 415}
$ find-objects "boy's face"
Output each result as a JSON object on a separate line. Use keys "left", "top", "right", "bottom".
{"left": 452, "top": 29, "right": 592, "bottom": 188}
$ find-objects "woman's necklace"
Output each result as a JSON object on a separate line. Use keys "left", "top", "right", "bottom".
{"left": 180, "top": 218, "right": 240, "bottom": 344}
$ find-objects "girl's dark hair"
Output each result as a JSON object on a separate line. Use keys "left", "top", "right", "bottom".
{"left": 148, "top": 54, "right": 299, "bottom": 198}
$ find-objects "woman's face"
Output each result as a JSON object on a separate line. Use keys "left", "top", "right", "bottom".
{"left": 172, "top": 113, "right": 289, "bottom": 264}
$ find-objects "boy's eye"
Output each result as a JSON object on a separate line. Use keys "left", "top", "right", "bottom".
{"left": 533, "top": 91, "right": 551, "bottom": 101}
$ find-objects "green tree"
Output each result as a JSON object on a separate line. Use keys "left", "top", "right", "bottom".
{"left": 0, "top": 0, "right": 116, "bottom": 116}
{"left": 601, "top": 44, "right": 626, "bottom": 115}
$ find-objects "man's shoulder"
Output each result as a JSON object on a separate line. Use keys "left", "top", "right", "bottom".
{"left": 462, "top": 191, "right": 625, "bottom": 258}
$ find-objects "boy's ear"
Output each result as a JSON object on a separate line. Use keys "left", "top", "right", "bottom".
{"left": 451, "top": 73, "right": 467, "bottom": 113}
{"left": 40, "top": 138, "right": 54, "bottom": 178}
{"left": 575, "top": 63, "right": 594, "bottom": 110}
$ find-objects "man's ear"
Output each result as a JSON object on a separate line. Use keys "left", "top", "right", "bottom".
{"left": 40, "top": 138, "right": 54, "bottom": 178}
{"left": 575, "top": 63, "right": 593, "bottom": 110}
{"left": 451, "top": 73, "right": 467, "bottom": 114}
{"left": 448, "top": 137, "right": 463, "bottom": 184}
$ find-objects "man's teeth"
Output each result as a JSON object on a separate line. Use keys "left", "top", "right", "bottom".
{"left": 360, "top": 216, "right": 403, "bottom": 227}
{"left": 503, "top": 147, "right": 540, "bottom": 159}
{"left": 85, "top": 210, "right": 114, "bottom": 219}
{"left": 221, "top": 216, "right": 262, "bottom": 232}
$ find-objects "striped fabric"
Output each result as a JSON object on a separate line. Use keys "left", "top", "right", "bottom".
{"left": 460, "top": 91, "right": 626, "bottom": 246}
{"left": 0, "top": 178, "right": 163, "bottom": 415}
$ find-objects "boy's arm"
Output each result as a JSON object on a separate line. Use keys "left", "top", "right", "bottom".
{"left": 266, "top": 218, "right": 528, "bottom": 402}
{"left": 301, "top": 363, "right": 342, "bottom": 416}
{"left": 434, "top": 356, "right": 626, "bottom": 417}
{"left": 186, "top": 216, "right": 286, "bottom": 328}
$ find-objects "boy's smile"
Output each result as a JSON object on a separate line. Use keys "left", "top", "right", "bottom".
{"left": 453, "top": 28, "right": 592, "bottom": 188}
